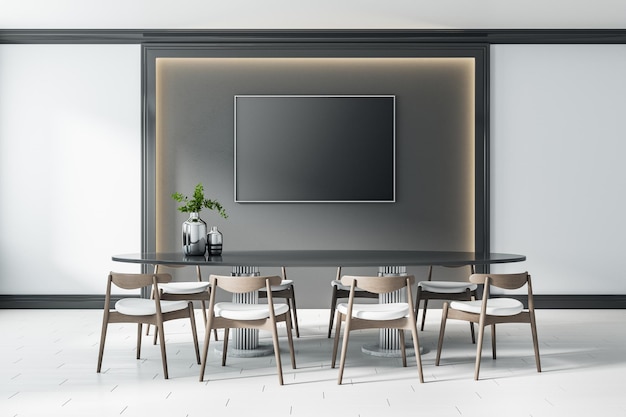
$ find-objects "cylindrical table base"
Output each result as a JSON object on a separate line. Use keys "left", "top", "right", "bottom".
{"left": 362, "top": 343, "right": 417, "bottom": 358}
{"left": 214, "top": 343, "right": 274, "bottom": 358}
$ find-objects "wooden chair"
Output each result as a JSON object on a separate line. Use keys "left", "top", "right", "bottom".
{"left": 331, "top": 274, "right": 424, "bottom": 385}
{"left": 96, "top": 272, "right": 200, "bottom": 379}
{"left": 327, "top": 266, "right": 378, "bottom": 338}
{"left": 199, "top": 274, "right": 297, "bottom": 385}
{"left": 147, "top": 264, "right": 218, "bottom": 343}
{"left": 435, "top": 272, "right": 541, "bottom": 380}
{"left": 416, "top": 264, "right": 477, "bottom": 342}
{"left": 258, "top": 266, "right": 300, "bottom": 337}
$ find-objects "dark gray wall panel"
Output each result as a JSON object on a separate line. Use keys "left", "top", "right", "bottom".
{"left": 151, "top": 53, "right": 479, "bottom": 307}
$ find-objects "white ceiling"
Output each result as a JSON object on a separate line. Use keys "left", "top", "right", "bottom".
{"left": 1, "top": 0, "right": 625, "bottom": 30}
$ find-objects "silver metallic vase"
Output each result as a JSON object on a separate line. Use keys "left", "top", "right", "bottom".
{"left": 207, "top": 226, "right": 223, "bottom": 255}
{"left": 182, "top": 212, "right": 207, "bottom": 255}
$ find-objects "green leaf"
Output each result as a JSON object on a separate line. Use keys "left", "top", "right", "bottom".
{"left": 171, "top": 183, "right": 228, "bottom": 218}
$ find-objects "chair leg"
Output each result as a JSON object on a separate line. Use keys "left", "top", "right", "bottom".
{"left": 188, "top": 303, "right": 200, "bottom": 364}
{"left": 331, "top": 312, "right": 343, "bottom": 368}
{"left": 414, "top": 289, "right": 420, "bottom": 319}
{"left": 470, "top": 293, "right": 477, "bottom": 344}
{"left": 474, "top": 321, "right": 486, "bottom": 381}
{"left": 269, "top": 319, "right": 284, "bottom": 385}
{"left": 289, "top": 289, "right": 300, "bottom": 338}
{"left": 198, "top": 300, "right": 209, "bottom": 331}
{"left": 156, "top": 322, "right": 169, "bottom": 379}
{"left": 152, "top": 293, "right": 161, "bottom": 345}
{"left": 196, "top": 299, "right": 218, "bottom": 342}
{"left": 328, "top": 289, "right": 338, "bottom": 338}
{"left": 193, "top": 264, "right": 216, "bottom": 342}
{"left": 285, "top": 313, "right": 297, "bottom": 369}
{"left": 491, "top": 324, "right": 497, "bottom": 360}
{"left": 399, "top": 330, "right": 407, "bottom": 367}
{"left": 337, "top": 316, "right": 352, "bottom": 384}
{"left": 409, "top": 321, "right": 424, "bottom": 383}
{"left": 146, "top": 286, "right": 155, "bottom": 336}
{"left": 530, "top": 313, "right": 542, "bottom": 372}
{"left": 136, "top": 323, "right": 143, "bottom": 359}
{"left": 96, "top": 323, "right": 108, "bottom": 373}
{"left": 435, "top": 302, "right": 449, "bottom": 366}
{"left": 199, "top": 314, "right": 215, "bottom": 382}
{"left": 222, "top": 328, "right": 230, "bottom": 366}
{"left": 420, "top": 298, "right": 429, "bottom": 331}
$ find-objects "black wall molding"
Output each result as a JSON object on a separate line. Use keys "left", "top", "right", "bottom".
{"left": 1, "top": 294, "right": 625, "bottom": 309}
{"left": 2, "top": 29, "right": 626, "bottom": 45}
{"left": 0, "top": 295, "right": 124, "bottom": 309}
{"left": 494, "top": 295, "right": 626, "bottom": 309}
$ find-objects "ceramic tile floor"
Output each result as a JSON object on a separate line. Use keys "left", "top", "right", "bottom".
{"left": 1, "top": 308, "right": 626, "bottom": 417}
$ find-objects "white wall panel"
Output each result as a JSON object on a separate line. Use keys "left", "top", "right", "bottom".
{"left": 2, "top": 41, "right": 626, "bottom": 298}
{"left": 490, "top": 44, "right": 626, "bottom": 294}
{"left": 0, "top": 44, "right": 141, "bottom": 294}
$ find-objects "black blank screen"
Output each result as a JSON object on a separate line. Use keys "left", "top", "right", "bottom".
{"left": 234, "top": 95, "right": 395, "bottom": 202}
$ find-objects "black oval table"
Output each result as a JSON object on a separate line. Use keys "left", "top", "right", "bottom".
{"left": 113, "top": 250, "right": 525, "bottom": 268}
{"left": 113, "top": 250, "right": 526, "bottom": 357}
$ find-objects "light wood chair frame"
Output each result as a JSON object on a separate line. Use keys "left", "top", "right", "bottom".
{"left": 327, "top": 266, "right": 378, "bottom": 338}
{"left": 258, "top": 266, "right": 300, "bottom": 337}
{"left": 199, "top": 274, "right": 297, "bottom": 385}
{"left": 435, "top": 272, "right": 541, "bottom": 380}
{"left": 147, "top": 264, "right": 218, "bottom": 343}
{"left": 331, "top": 274, "right": 424, "bottom": 385}
{"left": 97, "top": 272, "right": 201, "bottom": 379}
{"left": 415, "top": 264, "right": 477, "bottom": 343}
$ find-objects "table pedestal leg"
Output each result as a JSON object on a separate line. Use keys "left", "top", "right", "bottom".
{"left": 362, "top": 266, "right": 417, "bottom": 358}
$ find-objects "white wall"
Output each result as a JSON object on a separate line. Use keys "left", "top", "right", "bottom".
{"left": 0, "top": 0, "right": 625, "bottom": 30}
{"left": 490, "top": 44, "right": 626, "bottom": 294}
{"left": 0, "top": 44, "right": 141, "bottom": 294}
{"left": 1, "top": 4, "right": 626, "bottom": 298}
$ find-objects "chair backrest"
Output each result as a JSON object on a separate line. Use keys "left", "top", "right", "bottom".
{"left": 154, "top": 263, "right": 203, "bottom": 280}
{"left": 469, "top": 272, "right": 530, "bottom": 291}
{"left": 428, "top": 264, "right": 475, "bottom": 281}
{"left": 154, "top": 264, "right": 188, "bottom": 273}
{"left": 209, "top": 274, "right": 283, "bottom": 293}
{"left": 340, "top": 275, "right": 415, "bottom": 294}
{"left": 109, "top": 272, "right": 172, "bottom": 290}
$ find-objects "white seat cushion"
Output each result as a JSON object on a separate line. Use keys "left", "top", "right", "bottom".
{"left": 337, "top": 302, "right": 409, "bottom": 321}
{"left": 214, "top": 302, "right": 289, "bottom": 320}
{"left": 331, "top": 279, "right": 369, "bottom": 292}
{"left": 418, "top": 280, "right": 478, "bottom": 294}
{"left": 159, "top": 281, "right": 210, "bottom": 295}
{"left": 450, "top": 298, "right": 524, "bottom": 316}
{"left": 115, "top": 298, "right": 189, "bottom": 316}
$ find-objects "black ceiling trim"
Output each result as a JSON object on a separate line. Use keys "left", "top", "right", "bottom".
{"left": 2, "top": 29, "right": 626, "bottom": 45}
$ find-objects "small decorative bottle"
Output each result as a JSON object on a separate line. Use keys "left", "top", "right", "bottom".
{"left": 208, "top": 226, "right": 223, "bottom": 255}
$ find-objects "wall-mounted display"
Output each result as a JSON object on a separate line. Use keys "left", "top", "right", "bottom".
{"left": 234, "top": 94, "right": 395, "bottom": 203}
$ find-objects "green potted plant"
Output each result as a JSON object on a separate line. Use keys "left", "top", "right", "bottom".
{"left": 172, "top": 183, "right": 227, "bottom": 255}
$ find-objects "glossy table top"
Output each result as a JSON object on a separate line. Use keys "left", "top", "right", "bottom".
{"left": 113, "top": 250, "right": 525, "bottom": 267}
